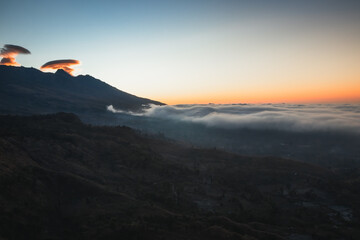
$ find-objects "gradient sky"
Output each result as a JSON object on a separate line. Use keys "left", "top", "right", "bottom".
{"left": 1, "top": 0, "right": 360, "bottom": 104}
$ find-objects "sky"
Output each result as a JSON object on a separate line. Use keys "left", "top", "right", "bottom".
{"left": 1, "top": 0, "right": 360, "bottom": 104}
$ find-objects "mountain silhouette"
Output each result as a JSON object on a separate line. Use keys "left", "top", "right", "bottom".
{"left": 55, "top": 68, "right": 72, "bottom": 76}
{"left": 0, "top": 65, "right": 164, "bottom": 117}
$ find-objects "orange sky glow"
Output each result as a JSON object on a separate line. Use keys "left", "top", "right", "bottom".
{"left": 0, "top": 56, "right": 20, "bottom": 66}
{"left": 158, "top": 80, "right": 360, "bottom": 105}
{"left": 2, "top": 1, "right": 360, "bottom": 105}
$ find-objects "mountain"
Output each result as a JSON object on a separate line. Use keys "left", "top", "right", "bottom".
{"left": 0, "top": 113, "right": 359, "bottom": 239}
{"left": 0, "top": 66, "right": 164, "bottom": 118}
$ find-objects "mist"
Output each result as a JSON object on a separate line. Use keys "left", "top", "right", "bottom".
{"left": 105, "top": 103, "right": 360, "bottom": 167}
{"left": 108, "top": 103, "right": 360, "bottom": 134}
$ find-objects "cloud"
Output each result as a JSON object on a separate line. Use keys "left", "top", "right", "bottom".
{"left": 40, "top": 59, "right": 80, "bottom": 75}
{"left": 0, "top": 44, "right": 31, "bottom": 66}
{"left": 108, "top": 103, "right": 360, "bottom": 134}
{"left": 0, "top": 57, "right": 17, "bottom": 66}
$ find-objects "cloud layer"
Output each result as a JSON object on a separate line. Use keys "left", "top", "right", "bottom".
{"left": 108, "top": 103, "right": 360, "bottom": 134}
{"left": 40, "top": 59, "right": 80, "bottom": 75}
{"left": 0, "top": 44, "right": 31, "bottom": 66}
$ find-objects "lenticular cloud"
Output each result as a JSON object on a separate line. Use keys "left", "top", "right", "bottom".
{"left": 0, "top": 44, "right": 31, "bottom": 66}
{"left": 40, "top": 59, "right": 80, "bottom": 75}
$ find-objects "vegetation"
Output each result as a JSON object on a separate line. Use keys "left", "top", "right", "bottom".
{"left": 0, "top": 113, "right": 359, "bottom": 239}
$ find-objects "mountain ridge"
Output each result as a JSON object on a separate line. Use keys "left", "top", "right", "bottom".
{"left": 0, "top": 65, "right": 164, "bottom": 118}
{"left": 0, "top": 113, "right": 359, "bottom": 239}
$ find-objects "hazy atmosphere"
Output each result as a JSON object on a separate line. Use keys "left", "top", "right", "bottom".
{"left": 106, "top": 103, "right": 360, "bottom": 167}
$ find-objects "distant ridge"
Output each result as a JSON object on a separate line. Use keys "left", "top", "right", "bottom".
{"left": 0, "top": 65, "right": 164, "bottom": 119}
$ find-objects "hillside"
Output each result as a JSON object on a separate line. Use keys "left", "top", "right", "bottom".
{"left": 0, "top": 113, "right": 359, "bottom": 239}
{"left": 0, "top": 66, "right": 163, "bottom": 117}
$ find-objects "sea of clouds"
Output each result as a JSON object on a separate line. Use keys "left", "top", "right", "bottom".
{"left": 107, "top": 103, "right": 360, "bottom": 134}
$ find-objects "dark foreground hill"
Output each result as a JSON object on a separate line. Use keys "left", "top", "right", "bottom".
{"left": 0, "top": 113, "right": 359, "bottom": 239}
{"left": 0, "top": 65, "right": 163, "bottom": 117}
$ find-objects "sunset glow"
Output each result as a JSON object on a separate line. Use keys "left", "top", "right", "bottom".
{"left": 159, "top": 92, "right": 360, "bottom": 106}
{"left": 0, "top": 56, "right": 19, "bottom": 66}
{"left": 151, "top": 74, "right": 360, "bottom": 105}
{"left": 1, "top": 1, "right": 360, "bottom": 104}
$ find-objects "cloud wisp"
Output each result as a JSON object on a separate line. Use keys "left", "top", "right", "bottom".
{"left": 40, "top": 59, "right": 80, "bottom": 75}
{"left": 0, "top": 44, "right": 31, "bottom": 66}
{"left": 108, "top": 103, "right": 360, "bottom": 134}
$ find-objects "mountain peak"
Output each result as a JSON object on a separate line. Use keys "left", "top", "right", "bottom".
{"left": 55, "top": 69, "right": 71, "bottom": 77}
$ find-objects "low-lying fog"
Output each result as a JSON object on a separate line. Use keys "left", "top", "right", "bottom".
{"left": 107, "top": 103, "right": 360, "bottom": 167}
